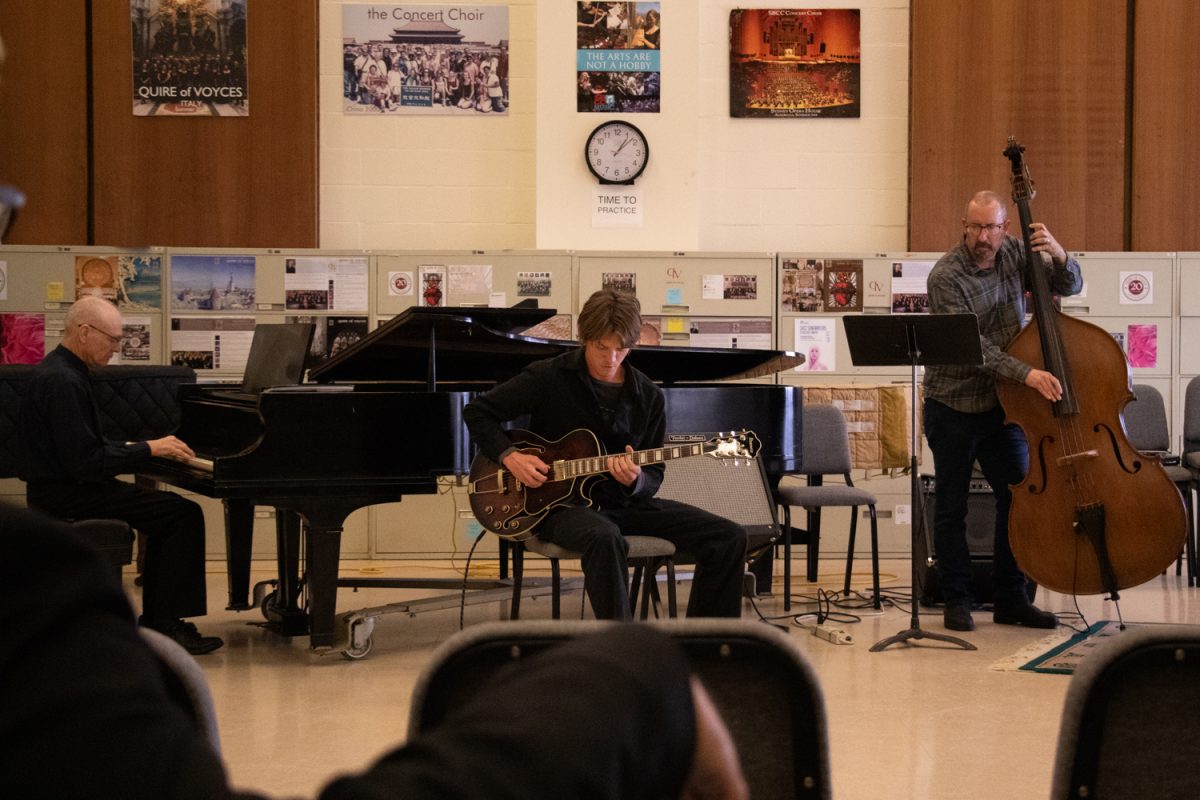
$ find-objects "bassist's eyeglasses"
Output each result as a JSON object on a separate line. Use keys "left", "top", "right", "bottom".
{"left": 964, "top": 222, "right": 1006, "bottom": 235}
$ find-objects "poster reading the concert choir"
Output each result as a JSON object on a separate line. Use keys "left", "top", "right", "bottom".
{"left": 342, "top": 4, "right": 509, "bottom": 115}
{"left": 577, "top": 2, "right": 661, "bottom": 113}
{"left": 729, "top": 9, "right": 860, "bottom": 118}
{"left": 131, "top": 0, "right": 248, "bottom": 116}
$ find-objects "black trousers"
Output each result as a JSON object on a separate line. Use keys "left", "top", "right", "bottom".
{"left": 537, "top": 498, "right": 747, "bottom": 620}
{"left": 27, "top": 479, "right": 208, "bottom": 622}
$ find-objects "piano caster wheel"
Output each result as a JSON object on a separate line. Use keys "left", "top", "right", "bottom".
{"left": 260, "top": 590, "right": 278, "bottom": 620}
{"left": 341, "top": 616, "right": 376, "bottom": 661}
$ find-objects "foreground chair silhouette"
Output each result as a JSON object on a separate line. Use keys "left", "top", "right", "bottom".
{"left": 409, "top": 619, "right": 832, "bottom": 800}
{"left": 1050, "top": 625, "right": 1200, "bottom": 800}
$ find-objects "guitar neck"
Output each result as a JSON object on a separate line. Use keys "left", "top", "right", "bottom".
{"left": 557, "top": 442, "right": 707, "bottom": 479}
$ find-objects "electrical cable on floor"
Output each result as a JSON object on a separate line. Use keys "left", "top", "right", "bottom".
{"left": 457, "top": 530, "right": 488, "bottom": 631}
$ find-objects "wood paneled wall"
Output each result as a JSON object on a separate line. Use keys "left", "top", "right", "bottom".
{"left": 0, "top": 1, "right": 90, "bottom": 245}
{"left": 1132, "top": 0, "right": 1200, "bottom": 250}
{"left": 910, "top": 0, "right": 1129, "bottom": 253}
{"left": 0, "top": 1, "right": 317, "bottom": 248}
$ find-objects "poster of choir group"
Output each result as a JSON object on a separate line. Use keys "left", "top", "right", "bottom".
{"left": 131, "top": 0, "right": 249, "bottom": 117}
{"left": 341, "top": 4, "right": 510, "bottom": 115}
{"left": 729, "top": 8, "right": 860, "bottom": 118}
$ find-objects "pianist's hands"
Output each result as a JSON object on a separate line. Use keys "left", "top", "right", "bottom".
{"left": 147, "top": 435, "right": 197, "bottom": 462}
{"left": 502, "top": 450, "right": 550, "bottom": 488}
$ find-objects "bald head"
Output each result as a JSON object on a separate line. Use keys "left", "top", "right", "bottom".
{"left": 965, "top": 191, "right": 1008, "bottom": 222}
{"left": 64, "top": 296, "right": 123, "bottom": 366}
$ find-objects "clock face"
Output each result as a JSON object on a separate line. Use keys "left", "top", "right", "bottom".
{"left": 585, "top": 121, "right": 649, "bottom": 184}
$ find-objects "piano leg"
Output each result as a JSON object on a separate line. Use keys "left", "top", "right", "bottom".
{"left": 223, "top": 499, "right": 254, "bottom": 610}
{"left": 303, "top": 521, "right": 343, "bottom": 649}
{"left": 263, "top": 509, "right": 309, "bottom": 637}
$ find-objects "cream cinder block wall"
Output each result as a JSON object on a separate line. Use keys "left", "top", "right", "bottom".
{"left": 318, "top": 0, "right": 538, "bottom": 250}
{"left": 319, "top": 2, "right": 909, "bottom": 251}
{"left": 535, "top": 1, "right": 911, "bottom": 252}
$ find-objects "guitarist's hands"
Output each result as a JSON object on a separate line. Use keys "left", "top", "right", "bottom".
{"left": 503, "top": 451, "right": 550, "bottom": 488}
{"left": 606, "top": 445, "right": 641, "bottom": 487}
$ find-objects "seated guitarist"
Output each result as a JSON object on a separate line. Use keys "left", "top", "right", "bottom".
{"left": 463, "top": 289, "right": 747, "bottom": 620}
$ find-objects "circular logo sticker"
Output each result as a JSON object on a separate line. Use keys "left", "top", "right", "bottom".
{"left": 1121, "top": 272, "right": 1149, "bottom": 302}
{"left": 391, "top": 272, "right": 410, "bottom": 294}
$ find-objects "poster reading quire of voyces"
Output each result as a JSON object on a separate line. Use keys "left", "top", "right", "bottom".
{"left": 342, "top": 4, "right": 509, "bottom": 115}
{"left": 131, "top": 0, "right": 248, "bottom": 117}
{"left": 729, "top": 8, "right": 860, "bottom": 118}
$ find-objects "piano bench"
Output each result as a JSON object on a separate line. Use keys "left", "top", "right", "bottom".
{"left": 511, "top": 535, "right": 678, "bottom": 621}
{"left": 69, "top": 518, "right": 134, "bottom": 583}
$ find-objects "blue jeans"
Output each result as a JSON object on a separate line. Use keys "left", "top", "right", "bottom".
{"left": 923, "top": 399, "right": 1031, "bottom": 605}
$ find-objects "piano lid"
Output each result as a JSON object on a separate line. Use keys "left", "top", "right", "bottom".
{"left": 309, "top": 305, "right": 804, "bottom": 385}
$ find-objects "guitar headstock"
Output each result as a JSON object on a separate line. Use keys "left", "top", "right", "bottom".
{"left": 707, "top": 429, "right": 761, "bottom": 461}
{"left": 1003, "top": 136, "right": 1035, "bottom": 204}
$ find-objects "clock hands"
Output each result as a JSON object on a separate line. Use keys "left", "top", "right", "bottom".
{"left": 611, "top": 135, "right": 631, "bottom": 157}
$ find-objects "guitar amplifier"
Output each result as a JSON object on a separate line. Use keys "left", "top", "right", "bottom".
{"left": 916, "top": 473, "right": 997, "bottom": 606}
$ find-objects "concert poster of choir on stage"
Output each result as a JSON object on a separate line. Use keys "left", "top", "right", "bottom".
{"left": 341, "top": 4, "right": 510, "bottom": 115}
{"left": 577, "top": 2, "right": 661, "bottom": 113}
{"left": 131, "top": 0, "right": 248, "bottom": 117}
{"left": 729, "top": 8, "right": 860, "bottom": 118}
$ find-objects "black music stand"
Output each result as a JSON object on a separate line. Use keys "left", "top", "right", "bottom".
{"left": 841, "top": 313, "right": 982, "bottom": 652}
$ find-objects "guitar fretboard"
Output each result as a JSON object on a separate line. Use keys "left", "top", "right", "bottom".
{"left": 557, "top": 442, "right": 705, "bottom": 479}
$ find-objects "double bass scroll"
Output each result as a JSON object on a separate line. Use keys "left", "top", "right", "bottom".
{"left": 995, "top": 138, "right": 1186, "bottom": 597}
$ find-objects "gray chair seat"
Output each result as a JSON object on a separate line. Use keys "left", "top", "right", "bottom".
{"left": 776, "top": 484, "right": 877, "bottom": 509}
{"left": 512, "top": 534, "right": 678, "bottom": 620}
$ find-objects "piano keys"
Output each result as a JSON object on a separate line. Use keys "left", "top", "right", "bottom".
{"left": 141, "top": 305, "right": 803, "bottom": 649}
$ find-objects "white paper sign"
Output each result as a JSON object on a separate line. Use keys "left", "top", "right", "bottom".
{"left": 591, "top": 186, "right": 643, "bottom": 227}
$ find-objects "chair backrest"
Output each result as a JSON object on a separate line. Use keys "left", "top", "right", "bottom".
{"left": 138, "top": 628, "right": 222, "bottom": 755}
{"left": 1050, "top": 625, "right": 1200, "bottom": 800}
{"left": 1184, "top": 376, "right": 1200, "bottom": 456}
{"left": 1125, "top": 384, "right": 1171, "bottom": 453}
{"left": 799, "top": 404, "right": 852, "bottom": 476}
{"left": 409, "top": 619, "right": 831, "bottom": 800}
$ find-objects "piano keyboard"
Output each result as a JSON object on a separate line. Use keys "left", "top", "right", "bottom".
{"left": 183, "top": 455, "right": 214, "bottom": 473}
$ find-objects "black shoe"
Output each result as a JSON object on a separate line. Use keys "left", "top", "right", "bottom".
{"left": 994, "top": 602, "right": 1058, "bottom": 629}
{"left": 944, "top": 601, "right": 975, "bottom": 631}
{"left": 153, "top": 618, "right": 224, "bottom": 655}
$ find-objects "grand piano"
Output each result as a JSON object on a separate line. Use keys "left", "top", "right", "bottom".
{"left": 140, "top": 306, "right": 803, "bottom": 649}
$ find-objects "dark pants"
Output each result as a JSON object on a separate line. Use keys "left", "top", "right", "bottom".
{"left": 27, "top": 479, "right": 208, "bottom": 623}
{"left": 923, "top": 399, "right": 1030, "bottom": 606}
{"left": 537, "top": 498, "right": 747, "bottom": 621}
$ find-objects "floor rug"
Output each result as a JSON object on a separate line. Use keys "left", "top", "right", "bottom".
{"left": 991, "top": 621, "right": 1158, "bottom": 674}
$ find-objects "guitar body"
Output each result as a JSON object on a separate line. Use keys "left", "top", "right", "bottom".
{"left": 467, "top": 427, "right": 760, "bottom": 541}
{"left": 468, "top": 428, "right": 605, "bottom": 541}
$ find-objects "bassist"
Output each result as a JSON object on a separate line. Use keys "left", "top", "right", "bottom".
{"left": 463, "top": 289, "right": 747, "bottom": 620}
{"left": 924, "top": 190, "right": 1083, "bottom": 632}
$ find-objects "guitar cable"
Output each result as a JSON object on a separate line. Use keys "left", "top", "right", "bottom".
{"left": 458, "top": 529, "right": 490, "bottom": 631}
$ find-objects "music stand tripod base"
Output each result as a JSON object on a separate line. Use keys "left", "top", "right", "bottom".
{"left": 842, "top": 312, "right": 983, "bottom": 653}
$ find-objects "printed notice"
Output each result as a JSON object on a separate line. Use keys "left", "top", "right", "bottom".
{"left": 592, "top": 186, "right": 643, "bottom": 227}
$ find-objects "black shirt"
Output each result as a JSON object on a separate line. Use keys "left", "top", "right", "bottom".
{"left": 463, "top": 348, "right": 665, "bottom": 508}
{"left": 16, "top": 345, "right": 150, "bottom": 485}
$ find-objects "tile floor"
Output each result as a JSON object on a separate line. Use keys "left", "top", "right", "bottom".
{"left": 145, "top": 557, "right": 1200, "bottom": 800}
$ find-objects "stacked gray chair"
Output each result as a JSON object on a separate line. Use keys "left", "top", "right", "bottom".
{"left": 775, "top": 404, "right": 880, "bottom": 611}
{"left": 1124, "top": 384, "right": 1195, "bottom": 583}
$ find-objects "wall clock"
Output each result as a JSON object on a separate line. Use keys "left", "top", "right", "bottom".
{"left": 584, "top": 120, "right": 649, "bottom": 185}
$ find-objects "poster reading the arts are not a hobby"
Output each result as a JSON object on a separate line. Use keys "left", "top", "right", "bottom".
{"left": 131, "top": 0, "right": 249, "bottom": 116}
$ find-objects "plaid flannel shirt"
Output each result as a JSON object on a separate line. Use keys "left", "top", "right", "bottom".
{"left": 922, "top": 237, "right": 1083, "bottom": 413}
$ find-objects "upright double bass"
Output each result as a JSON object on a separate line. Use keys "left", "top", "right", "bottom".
{"left": 995, "top": 138, "right": 1186, "bottom": 598}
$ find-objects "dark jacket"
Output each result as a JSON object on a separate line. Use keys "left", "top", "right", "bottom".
{"left": 462, "top": 348, "right": 665, "bottom": 507}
